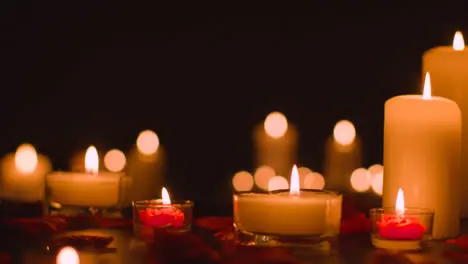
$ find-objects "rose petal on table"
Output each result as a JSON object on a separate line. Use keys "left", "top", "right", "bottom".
{"left": 195, "top": 217, "right": 233, "bottom": 231}
{"left": 446, "top": 234, "right": 468, "bottom": 249}
{"left": 340, "top": 213, "right": 371, "bottom": 235}
{"left": 443, "top": 251, "right": 468, "bottom": 263}
{"left": 2, "top": 218, "right": 64, "bottom": 236}
{"left": 224, "top": 246, "right": 299, "bottom": 264}
{"left": 0, "top": 252, "right": 12, "bottom": 264}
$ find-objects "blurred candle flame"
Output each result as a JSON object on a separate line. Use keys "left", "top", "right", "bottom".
{"left": 396, "top": 188, "right": 405, "bottom": 215}
{"left": 162, "top": 187, "right": 171, "bottom": 205}
{"left": 264, "top": 112, "right": 288, "bottom": 138}
{"left": 423, "top": 72, "right": 431, "bottom": 100}
{"left": 333, "top": 120, "right": 356, "bottom": 146}
{"left": 14, "top": 143, "right": 38, "bottom": 174}
{"left": 85, "top": 146, "right": 99, "bottom": 175}
{"left": 56, "top": 246, "right": 79, "bottom": 264}
{"left": 289, "top": 165, "right": 300, "bottom": 195}
{"left": 137, "top": 130, "right": 160, "bottom": 156}
{"left": 453, "top": 31, "right": 465, "bottom": 51}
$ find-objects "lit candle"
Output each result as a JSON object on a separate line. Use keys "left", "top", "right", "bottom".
{"left": 324, "top": 120, "right": 362, "bottom": 192}
{"left": 56, "top": 247, "right": 79, "bottom": 264}
{"left": 0, "top": 143, "right": 51, "bottom": 202}
{"left": 138, "top": 188, "right": 184, "bottom": 228}
{"left": 47, "top": 146, "right": 131, "bottom": 208}
{"left": 378, "top": 189, "right": 425, "bottom": 240}
{"left": 423, "top": 31, "right": 468, "bottom": 217}
{"left": 253, "top": 112, "right": 298, "bottom": 177}
{"left": 234, "top": 165, "right": 342, "bottom": 236}
{"left": 383, "top": 73, "right": 461, "bottom": 239}
{"left": 127, "top": 130, "right": 165, "bottom": 201}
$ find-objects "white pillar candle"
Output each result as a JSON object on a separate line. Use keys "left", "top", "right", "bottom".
{"left": 0, "top": 143, "right": 51, "bottom": 202}
{"left": 253, "top": 112, "right": 298, "bottom": 177}
{"left": 127, "top": 130, "right": 165, "bottom": 201}
{"left": 383, "top": 73, "right": 461, "bottom": 239}
{"left": 234, "top": 165, "right": 342, "bottom": 236}
{"left": 324, "top": 120, "right": 362, "bottom": 191}
{"left": 47, "top": 146, "right": 131, "bottom": 207}
{"left": 422, "top": 31, "right": 468, "bottom": 217}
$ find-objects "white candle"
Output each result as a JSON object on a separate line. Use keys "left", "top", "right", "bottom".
{"left": 0, "top": 144, "right": 51, "bottom": 202}
{"left": 127, "top": 130, "right": 165, "bottom": 201}
{"left": 383, "top": 73, "right": 461, "bottom": 239}
{"left": 422, "top": 31, "right": 468, "bottom": 217}
{"left": 47, "top": 146, "right": 131, "bottom": 207}
{"left": 253, "top": 112, "right": 298, "bottom": 177}
{"left": 234, "top": 165, "right": 342, "bottom": 236}
{"left": 324, "top": 120, "right": 362, "bottom": 191}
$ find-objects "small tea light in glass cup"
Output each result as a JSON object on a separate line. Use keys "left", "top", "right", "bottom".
{"left": 133, "top": 187, "right": 193, "bottom": 242}
{"left": 370, "top": 188, "right": 434, "bottom": 251}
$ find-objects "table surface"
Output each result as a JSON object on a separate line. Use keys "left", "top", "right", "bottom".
{"left": 17, "top": 227, "right": 467, "bottom": 264}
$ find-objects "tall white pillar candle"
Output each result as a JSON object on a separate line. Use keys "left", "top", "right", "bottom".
{"left": 253, "top": 112, "right": 298, "bottom": 177}
{"left": 422, "top": 31, "right": 468, "bottom": 217}
{"left": 127, "top": 130, "right": 165, "bottom": 201}
{"left": 0, "top": 144, "right": 51, "bottom": 202}
{"left": 324, "top": 120, "right": 362, "bottom": 191}
{"left": 383, "top": 73, "right": 461, "bottom": 239}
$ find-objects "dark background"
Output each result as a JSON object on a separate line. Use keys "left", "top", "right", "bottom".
{"left": 2, "top": 4, "right": 468, "bottom": 214}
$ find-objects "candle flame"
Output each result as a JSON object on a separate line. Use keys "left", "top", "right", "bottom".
{"left": 14, "top": 143, "right": 38, "bottom": 174}
{"left": 162, "top": 187, "right": 171, "bottom": 205}
{"left": 264, "top": 112, "right": 288, "bottom": 139}
{"left": 289, "top": 165, "right": 300, "bottom": 195}
{"left": 395, "top": 188, "right": 405, "bottom": 215}
{"left": 56, "top": 246, "right": 80, "bottom": 264}
{"left": 453, "top": 31, "right": 465, "bottom": 51}
{"left": 422, "top": 72, "right": 431, "bottom": 100}
{"left": 84, "top": 146, "right": 99, "bottom": 175}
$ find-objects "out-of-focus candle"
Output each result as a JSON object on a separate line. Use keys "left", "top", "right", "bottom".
{"left": 383, "top": 73, "right": 461, "bottom": 239}
{"left": 127, "top": 130, "right": 165, "bottom": 201}
{"left": 253, "top": 112, "right": 298, "bottom": 177}
{"left": 56, "top": 247, "right": 79, "bottom": 264}
{"left": 0, "top": 143, "right": 51, "bottom": 202}
{"left": 324, "top": 120, "right": 362, "bottom": 191}
{"left": 423, "top": 31, "right": 468, "bottom": 217}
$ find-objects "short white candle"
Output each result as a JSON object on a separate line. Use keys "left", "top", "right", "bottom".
{"left": 1, "top": 143, "right": 51, "bottom": 202}
{"left": 47, "top": 146, "right": 130, "bottom": 207}
{"left": 383, "top": 73, "right": 461, "bottom": 239}
{"left": 234, "top": 165, "right": 342, "bottom": 236}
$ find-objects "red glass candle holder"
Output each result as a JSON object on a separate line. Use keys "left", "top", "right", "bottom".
{"left": 133, "top": 200, "right": 193, "bottom": 242}
{"left": 370, "top": 207, "right": 434, "bottom": 251}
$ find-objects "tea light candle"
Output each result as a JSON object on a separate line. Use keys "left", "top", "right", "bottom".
{"left": 423, "top": 31, "right": 468, "bottom": 217}
{"left": 1, "top": 144, "right": 51, "bottom": 202}
{"left": 253, "top": 112, "right": 298, "bottom": 178}
{"left": 47, "top": 146, "right": 129, "bottom": 207}
{"left": 138, "top": 188, "right": 184, "bottom": 228}
{"left": 383, "top": 73, "right": 461, "bottom": 239}
{"left": 234, "top": 165, "right": 342, "bottom": 236}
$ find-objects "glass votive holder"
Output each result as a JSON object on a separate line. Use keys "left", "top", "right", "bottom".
{"left": 233, "top": 189, "right": 342, "bottom": 254}
{"left": 133, "top": 199, "right": 193, "bottom": 242}
{"left": 370, "top": 207, "right": 434, "bottom": 251}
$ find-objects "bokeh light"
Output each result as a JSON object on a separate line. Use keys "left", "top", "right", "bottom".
{"left": 232, "top": 171, "right": 254, "bottom": 192}
{"left": 371, "top": 170, "right": 384, "bottom": 196}
{"left": 104, "top": 149, "right": 126, "bottom": 172}
{"left": 254, "top": 166, "right": 276, "bottom": 190}
{"left": 303, "top": 172, "right": 325, "bottom": 190}
{"left": 350, "top": 168, "right": 371, "bottom": 192}
{"left": 56, "top": 246, "right": 79, "bottom": 264}
{"left": 368, "top": 164, "right": 383, "bottom": 180}
{"left": 14, "top": 143, "right": 38, "bottom": 174}
{"left": 136, "top": 130, "right": 160, "bottom": 156}
{"left": 264, "top": 112, "right": 288, "bottom": 138}
{"left": 333, "top": 120, "right": 356, "bottom": 146}
{"left": 268, "top": 176, "right": 289, "bottom": 191}
{"left": 297, "top": 167, "right": 312, "bottom": 187}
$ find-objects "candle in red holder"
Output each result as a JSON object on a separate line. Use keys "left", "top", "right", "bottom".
{"left": 139, "top": 188, "right": 184, "bottom": 228}
{"left": 371, "top": 188, "right": 434, "bottom": 250}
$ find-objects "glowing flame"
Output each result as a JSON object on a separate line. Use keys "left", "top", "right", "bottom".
{"left": 14, "top": 143, "right": 38, "bottom": 174}
{"left": 137, "top": 130, "right": 160, "bottom": 156}
{"left": 103, "top": 149, "right": 126, "bottom": 172}
{"left": 395, "top": 188, "right": 405, "bottom": 215}
{"left": 56, "top": 246, "right": 80, "bottom": 264}
{"left": 453, "top": 31, "right": 465, "bottom": 51}
{"left": 333, "top": 120, "right": 356, "bottom": 145}
{"left": 162, "top": 187, "right": 171, "bottom": 205}
{"left": 84, "top": 146, "right": 99, "bottom": 175}
{"left": 423, "top": 72, "right": 431, "bottom": 100}
{"left": 264, "top": 112, "right": 288, "bottom": 138}
{"left": 289, "top": 165, "right": 300, "bottom": 196}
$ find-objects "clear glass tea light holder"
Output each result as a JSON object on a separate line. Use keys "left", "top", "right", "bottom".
{"left": 370, "top": 207, "right": 434, "bottom": 251}
{"left": 233, "top": 189, "right": 342, "bottom": 254}
{"left": 133, "top": 200, "right": 193, "bottom": 242}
